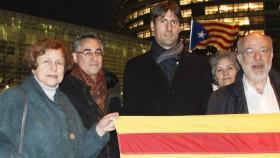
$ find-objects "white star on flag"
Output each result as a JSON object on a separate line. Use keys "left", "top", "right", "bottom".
{"left": 197, "top": 31, "right": 206, "bottom": 38}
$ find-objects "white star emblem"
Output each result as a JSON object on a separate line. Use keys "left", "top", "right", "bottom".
{"left": 197, "top": 31, "right": 206, "bottom": 38}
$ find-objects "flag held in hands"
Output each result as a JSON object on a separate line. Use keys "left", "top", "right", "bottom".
{"left": 189, "top": 20, "right": 239, "bottom": 51}
{"left": 116, "top": 114, "right": 280, "bottom": 158}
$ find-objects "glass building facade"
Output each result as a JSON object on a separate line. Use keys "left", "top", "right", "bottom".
{"left": 0, "top": 9, "right": 150, "bottom": 90}
{"left": 114, "top": 0, "right": 279, "bottom": 40}
{"left": 113, "top": 0, "right": 280, "bottom": 70}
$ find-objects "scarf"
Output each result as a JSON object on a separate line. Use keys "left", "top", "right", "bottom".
{"left": 151, "top": 39, "right": 184, "bottom": 82}
{"left": 71, "top": 63, "right": 107, "bottom": 114}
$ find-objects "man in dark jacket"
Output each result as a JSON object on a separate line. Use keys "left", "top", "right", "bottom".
{"left": 60, "top": 33, "right": 121, "bottom": 158}
{"left": 123, "top": 1, "right": 213, "bottom": 115}
{"left": 207, "top": 32, "right": 280, "bottom": 114}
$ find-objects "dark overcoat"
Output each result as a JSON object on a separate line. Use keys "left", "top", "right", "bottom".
{"left": 60, "top": 74, "right": 121, "bottom": 158}
{"left": 123, "top": 47, "right": 213, "bottom": 115}
{"left": 207, "top": 70, "right": 280, "bottom": 114}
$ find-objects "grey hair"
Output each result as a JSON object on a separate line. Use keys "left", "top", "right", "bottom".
{"left": 73, "top": 32, "right": 103, "bottom": 52}
{"left": 237, "top": 33, "right": 273, "bottom": 54}
{"left": 210, "top": 52, "right": 240, "bottom": 84}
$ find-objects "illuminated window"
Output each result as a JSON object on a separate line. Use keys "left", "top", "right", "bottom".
{"left": 180, "top": 0, "right": 191, "bottom": 5}
{"left": 219, "top": 18, "right": 234, "bottom": 23}
{"left": 234, "top": 17, "right": 249, "bottom": 25}
{"left": 133, "top": 11, "right": 137, "bottom": 19}
{"left": 137, "top": 10, "right": 144, "bottom": 16}
{"left": 143, "top": 6, "right": 151, "bottom": 14}
{"left": 205, "top": 6, "right": 218, "bottom": 15}
{"left": 200, "top": 19, "right": 219, "bottom": 23}
{"left": 180, "top": 22, "right": 190, "bottom": 31}
{"left": 249, "top": 2, "right": 263, "bottom": 11}
{"left": 10, "top": 17, "right": 22, "bottom": 29}
{"left": 126, "top": 7, "right": 151, "bottom": 22}
{"left": 137, "top": 30, "right": 152, "bottom": 39}
{"left": 138, "top": 20, "right": 144, "bottom": 26}
{"left": 219, "top": 4, "right": 234, "bottom": 13}
{"left": 192, "top": 0, "right": 204, "bottom": 3}
{"left": 129, "top": 20, "right": 144, "bottom": 29}
{"left": 234, "top": 3, "right": 248, "bottom": 12}
{"left": 181, "top": 9, "right": 192, "bottom": 18}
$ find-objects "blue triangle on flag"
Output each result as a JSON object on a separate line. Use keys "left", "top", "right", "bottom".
{"left": 190, "top": 20, "right": 209, "bottom": 49}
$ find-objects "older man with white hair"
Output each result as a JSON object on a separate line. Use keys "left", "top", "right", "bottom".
{"left": 207, "top": 32, "right": 280, "bottom": 114}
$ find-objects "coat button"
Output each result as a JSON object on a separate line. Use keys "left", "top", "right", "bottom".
{"left": 69, "top": 132, "right": 76, "bottom": 140}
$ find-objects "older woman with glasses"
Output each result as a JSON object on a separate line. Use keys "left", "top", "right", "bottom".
{"left": 210, "top": 52, "right": 240, "bottom": 89}
{"left": 0, "top": 38, "right": 118, "bottom": 158}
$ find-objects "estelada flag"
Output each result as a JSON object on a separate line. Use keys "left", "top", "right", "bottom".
{"left": 116, "top": 114, "right": 280, "bottom": 158}
{"left": 189, "top": 20, "right": 239, "bottom": 52}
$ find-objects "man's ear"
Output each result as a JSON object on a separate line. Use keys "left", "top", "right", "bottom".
{"left": 237, "top": 53, "right": 242, "bottom": 65}
{"left": 270, "top": 49, "right": 274, "bottom": 61}
{"left": 150, "top": 21, "right": 155, "bottom": 32}
{"left": 179, "top": 24, "right": 181, "bottom": 33}
{"left": 72, "top": 53, "right": 77, "bottom": 63}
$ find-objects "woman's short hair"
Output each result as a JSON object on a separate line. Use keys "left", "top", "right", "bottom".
{"left": 210, "top": 52, "right": 240, "bottom": 84}
{"left": 24, "top": 38, "right": 73, "bottom": 72}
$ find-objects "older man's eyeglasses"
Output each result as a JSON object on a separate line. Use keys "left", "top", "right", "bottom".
{"left": 243, "top": 47, "right": 271, "bottom": 56}
{"left": 76, "top": 48, "right": 103, "bottom": 56}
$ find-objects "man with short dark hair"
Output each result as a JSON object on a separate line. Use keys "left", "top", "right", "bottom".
{"left": 60, "top": 33, "right": 121, "bottom": 158}
{"left": 123, "top": 1, "right": 213, "bottom": 115}
{"left": 207, "top": 32, "right": 280, "bottom": 114}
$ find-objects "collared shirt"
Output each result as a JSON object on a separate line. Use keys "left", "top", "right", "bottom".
{"left": 243, "top": 75, "right": 279, "bottom": 114}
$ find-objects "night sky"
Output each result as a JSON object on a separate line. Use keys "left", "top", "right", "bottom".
{"left": 0, "top": 0, "right": 115, "bottom": 32}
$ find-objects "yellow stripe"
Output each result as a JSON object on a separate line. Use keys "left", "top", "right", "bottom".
{"left": 116, "top": 114, "right": 280, "bottom": 133}
{"left": 199, "top": 38, "right": 234, "bottom": 47}
{"left": 121, "top": 153, "right": 280, "bottom": 158}
{"left": 207, "top": 31, "right": 238, "bottom": 40}
{"left": 204, "top": 25, "right": 239, "bottom": 34}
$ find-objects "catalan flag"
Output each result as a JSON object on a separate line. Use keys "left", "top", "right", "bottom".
{"left": 116, "top": 114, "right": 280, "bottom": 158}
{"left": 189, "top": 20, "right": 239, "bottom": 51}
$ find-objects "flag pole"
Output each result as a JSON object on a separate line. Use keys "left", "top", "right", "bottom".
{"left": 188, "top": 19, "right": 194, "bottom": 52}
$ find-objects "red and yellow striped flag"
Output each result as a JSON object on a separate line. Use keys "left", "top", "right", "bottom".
{"left": 189, "top": 20, "right": 239, "bottom": 51}
{"left": 116, "top": 114, "right": 280, "bottom": 158}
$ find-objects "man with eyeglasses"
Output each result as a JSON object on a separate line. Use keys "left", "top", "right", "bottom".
{"left": 60, "top": 33, "right": 121, "bottom": 158}
{"left": 207, "top": 32, "right": 280, "bottom": 114}
{"left": 123, "top": 1, "right": 213, "bottom": 115}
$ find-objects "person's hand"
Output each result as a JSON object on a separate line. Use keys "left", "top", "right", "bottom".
{"left": 96, "top": 112, "right": 119, "bottom": 137}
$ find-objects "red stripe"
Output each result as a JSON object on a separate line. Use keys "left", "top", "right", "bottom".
{"left": 202, "top": 22, "right": 239, "bottom": 29}
{"left": 206, "top": 28, "right": 238, "bottom": 37}
{"left": 118, "top": 133, "right": 280, "bottom": 154}
{"left": 208, "top": 34, "right": 236, "bottom": 43}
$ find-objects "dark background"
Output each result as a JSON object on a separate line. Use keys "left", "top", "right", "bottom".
{"left": 0, "top": 0, "right": 115, "bottom": 32}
